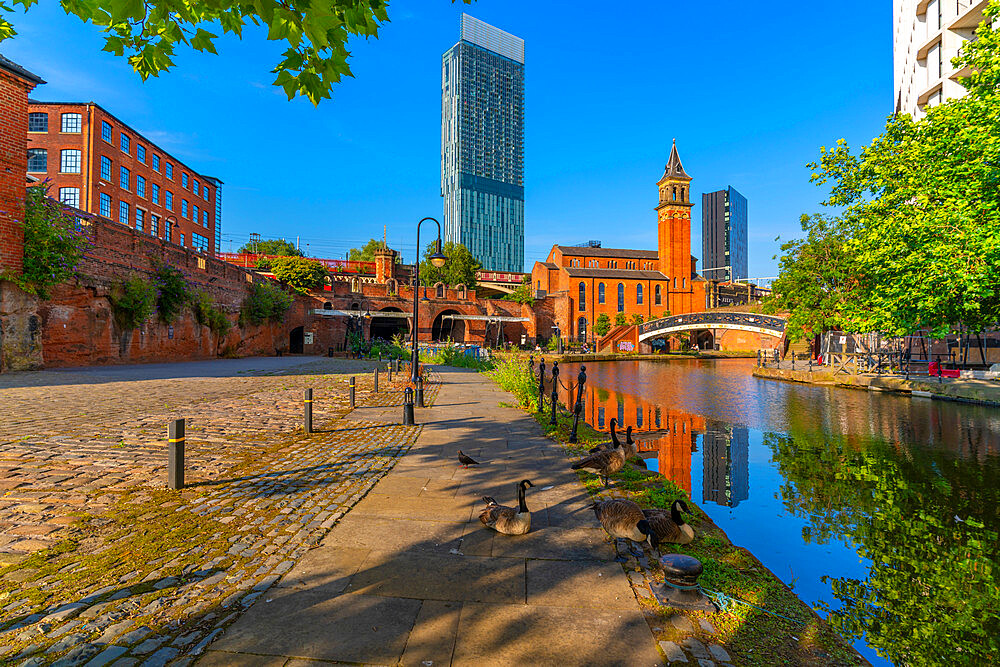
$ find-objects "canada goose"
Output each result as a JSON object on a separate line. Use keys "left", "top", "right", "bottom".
{"left": 642, "top": 500, "right": 695, "bottom": 547}
{"left": 625, "top": 425, "right": 638, "bottom": 458}
{"left": 590, "top": 498, "right": 653, "bottom": 561}
{"left": 571, "top": 438, "right": 625, "bottom": 487}
{"left": 589, "top": 418, "right": 622, "bottom": 454}
{"left": 457, "top": 450, "right": 480, "bottom": 467}
{"left": 479, "top": 479, "right": 534, "bottom": 535}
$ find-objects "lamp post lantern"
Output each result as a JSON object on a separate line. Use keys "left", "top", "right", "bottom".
{"left": 410, "top": 217, "right": 448, "bottom": 384}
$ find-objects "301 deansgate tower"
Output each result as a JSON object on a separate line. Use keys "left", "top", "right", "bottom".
{"left": 441, "top": 13, "right": 525, "bottom": 272}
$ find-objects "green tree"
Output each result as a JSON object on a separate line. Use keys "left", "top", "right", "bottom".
{"left": 614, "top": 312, "right": 627, "bottom": 327}
{"left": 238, "top": 238, "right": 301, "bottom": 257}
{"left": 802, "top": 3, "right": 1000, "bottom": 337}
{"left": 630, "top": 313, "right": 644, "bottom": 325}
{"left": 502, "top": 277, "right": 534, "bottom": 305}
{"left": 594, "top": 313, "right": 611, "bottom": 337}
{"left": 268, "top": 256, "right": 328, "bottom": 294}
{"left": 9, "top": 185, "right": 90, "bottom": 299}
{"left": 348, "top": 238, "right": 393, "bottom": 262}
{"left": 240, "top": 282, "right": 293, "bottom": 325}
{"left": 0, "top": 1, "right": 471, "bottom": 104}
{"left": 420, "top": 241, "right": 481, "bottom": 289}
{"left": 764, "top": 214, "right": 855, "bottom": 342}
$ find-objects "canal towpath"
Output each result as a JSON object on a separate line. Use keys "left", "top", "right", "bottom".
{"left": 201, "top": 368, "right": 684, "bottom": 666}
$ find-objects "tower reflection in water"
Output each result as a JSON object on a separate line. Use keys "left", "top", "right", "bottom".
{"left": 558, "top": 381, "right": 749, "bottom": 505}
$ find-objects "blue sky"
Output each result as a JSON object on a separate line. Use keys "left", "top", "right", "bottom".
{"left": 3, "top": 0, "right": 890, "bottom": 276}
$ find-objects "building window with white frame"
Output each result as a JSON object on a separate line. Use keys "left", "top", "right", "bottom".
{"left": 28, "top": 112, "right": 48, "bottom": 132}
{"left": 60, "top": 149, "right": 81, "bottom": 174}
{"left": 61, "top": 113, "right": 82, "bottom": 133}
{"left": 58, "top": 187, "right": 80, "bottom": 208}
{"left": 192, "top": 233, "right": 209, "bottom": 252}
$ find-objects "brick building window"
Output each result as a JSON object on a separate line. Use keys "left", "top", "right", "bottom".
{"left": 100, "top": 155, "right": 112, "bottom": 181}
{"left": 202, "top": 210, "right": 209, "bottom": 227}
{"left": 655, "top": 284, "right": 662, "bottom": 306}
{"left": 151, "top": 214, "right": 159, "bottom": 237}
{"left": 135, "top": 208, "right": 145, "bottom": 232}
{"left": 120, "top": 133, "right": 130, "bottom": 154}
{"left": 193, "top": 179, "right": 199, "bottom": 195}
{"left": 137, "top": 145, "right": 146, "bottom": 163}
{"left": 151, "top": 183, "right": 160, "bottom": 204}
{"left": 598, "top": 282, "right": 605, "bottom": 304}
{"left": 59, "top": 187, "right": 80, "bottom": 208}
{"left": 136, "top": 175, "right": 146, "bottom": 198}
{"left": 118, "top": 201, "right": 129, "bottom": 225}
{"left": 119, "top": 166, "right": 130, "bottom": 190}
{"left": 617, "top": 283, "right": 624, "bottom": 312}
{"left": 27, "top": 148, "right": 46, "bottom": 172}
{"left": 28, "top": 112, "right": 48, "bottom": 132}
{"left": 673, "top": 277, "right": 677, "bottom": 288}
{"left": 102, "top": 121, "right": 113, "bottom": 142}
{"left": 637, "top": 284, "right": 643, "bottom": 305}
{"left": 609, "top": 260, "right": 617, "bottom": 269}
{"left": 180, "top": 233, "right": 186, "bottom": 247}
{"left": 165, "top": 162, "right": 174, "bottom": 179}
{"left": 60, "top": 149, "right": 81, "bottom": 174}
{"left": 61, "top": 113, "right": 82, "bottom": 133}
{"left": 181, "top": 200, "right": 188, "bottom": 218}
{"left": 99, "top": 192, "right": 112, "bottom": 217}
{"left": 192, "top": 233, "right": 209, "bottom": 252}
{"left": 152, "top": 154, "right": 160, "bottom": 172}
{"left": 578, "top": 282, "right": 586, "bottom": 310}
{"left": 193, "top": 204, "right": 199, "bottom": 221}
{"left": 203, "top": 188, "right": 209, "bottom": 201}
{"left": 165, "top": 191, "right": 173, "bottom": 210}
{"left": 682, "top": 277, "right": 686, "bottom": 288}
{"left": 181, "top": 173, "right": 189, "bottom": 188}
{"left": 577, "top": 317, "right": 587, "bottom": 342}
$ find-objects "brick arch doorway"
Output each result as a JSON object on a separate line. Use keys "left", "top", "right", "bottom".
{"left": 370, "top": 307, "right": 408, "bottom": 342}
{"left": 289, "top": 326, "right": 304, "bottom": 354}
{"left": 432, "top": 309, "right": 465, "bottom": 342}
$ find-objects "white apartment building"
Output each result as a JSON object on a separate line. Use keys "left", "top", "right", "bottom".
{"left": 893, "top": 0, "right": 988, "bottom": 118}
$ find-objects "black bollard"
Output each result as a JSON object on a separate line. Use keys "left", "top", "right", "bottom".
{"left": 304, "top": 388, "right": 313, "bottom": 434}
{"left": 167, "top": 419, "right": 185, "bottom": 490}
{"left": 538, "top": 358, "right": 546, "bottom": 414}
{"left": 403, "top": 387, "right": 415, "bottom": 425}
{"left": 569, "top": 366, "right": 587, "bottom": 443}
{"left": 416, "top": 376, "right": 425, "bottom": 407}
{"left": 387, "top": 361, "right": 393, "bottom": 382}
{"left": 648, "top": 554, "right": 717, "bottom": 611}
{"left": 550, "top": 361, "right": 559, "bottom": 425}
{"left": 373, "top": 368, "right": 379, "bottom": 393}
{"left": 349, "top": 376, "right": 356, "bottom": 409}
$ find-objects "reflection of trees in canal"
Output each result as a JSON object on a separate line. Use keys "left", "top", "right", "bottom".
{"left": 765, "top": 429, "right": 1000, "bottom": 665}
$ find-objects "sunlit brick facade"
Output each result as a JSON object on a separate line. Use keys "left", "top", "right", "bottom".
{"left": 531, "top": 141, "right": 707, "bottom": 343}
{"left": 26, "top": 102, "right": 220, "bottom": 254}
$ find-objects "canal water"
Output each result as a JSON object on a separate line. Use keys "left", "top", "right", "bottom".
{"left": 556, "top": 358, "right": 999, "bottom": 667}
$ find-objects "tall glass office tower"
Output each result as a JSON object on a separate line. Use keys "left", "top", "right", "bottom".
{"left": 701, "top": 186, "right": 748, "bottom": 282}
{"left": 441, "top": 14, "right": 524, "bottom": 272}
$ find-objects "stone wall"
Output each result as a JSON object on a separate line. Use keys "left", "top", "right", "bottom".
{"left": 0, "top": 280, "right": 42, "bottom": 371}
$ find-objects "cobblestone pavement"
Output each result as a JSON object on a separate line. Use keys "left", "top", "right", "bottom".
{"left": 0, "top": 357, "right": 432, "bottom": 666}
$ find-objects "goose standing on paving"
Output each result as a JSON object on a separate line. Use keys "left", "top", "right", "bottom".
{"left": 590, "top": 498, "right": 654, "bottom": 561}
{"left": 589, "top": 418, "right": 623, "bottom": 454}
{"left": 642, "top": 500, "right": 695, "bottom": 547}
{"left": 457, "top": 450, "right": 480, "bottom": 468}
{"left": 479, "top": 479, "right": 534, "bottom": 535}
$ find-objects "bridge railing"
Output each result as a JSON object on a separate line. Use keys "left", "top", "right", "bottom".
{"left": 638, "top": 312, "right": 787, "bottom": 338}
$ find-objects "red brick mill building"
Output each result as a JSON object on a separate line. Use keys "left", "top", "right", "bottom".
{"left": 531, "top": 141, "right": 709, "bottom": 343}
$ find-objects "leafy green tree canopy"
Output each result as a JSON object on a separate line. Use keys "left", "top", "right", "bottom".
{"left": 801, "top": 2, "right": 1000, "bottom": 336}
{"left": 502, "top": 276, "right": 534, "bottom": 305}
{"left": 269, "top": 256, "right": 327, "bottom": 293}
{"left": 419, "top": 241, "right": 481, "bottom": 288}
{"left": 348, "top": 238, "right": 396, "bottom": 262}
{"left": 238, "top": 238, "right": 301, "bottom": 257}
{"left": 0, "top": 1, "right": 471, "bottom": 104}
{"left": 764, "top": 214, "right": 856, "bottom": 342}
{"left": 594, "top": 313, "right": 611, "bottom": 337}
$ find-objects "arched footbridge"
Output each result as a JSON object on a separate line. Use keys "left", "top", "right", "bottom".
{"left": 637, "top": 311, "right": 787, "bottom": 342}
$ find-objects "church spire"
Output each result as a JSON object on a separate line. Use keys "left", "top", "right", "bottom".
{"left": 661, "top": 138, "right": 690, "bottom": 181}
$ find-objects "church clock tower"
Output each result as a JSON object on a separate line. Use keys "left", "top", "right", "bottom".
{"left": 656, "top": 140, "right": 694, "bottom": 314}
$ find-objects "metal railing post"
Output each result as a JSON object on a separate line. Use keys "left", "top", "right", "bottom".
{"left": 569, "top": 366, "right": 587, "bottom": 444}
{"left": 538, "top": 358, "right": 546, "bottom": 414}
{"left": 550, "top": 361, "right": 559, "bottom": 426}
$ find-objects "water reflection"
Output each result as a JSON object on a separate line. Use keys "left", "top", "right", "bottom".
{"left": 556, "top": 358, "right": 1000, "bottom": 666}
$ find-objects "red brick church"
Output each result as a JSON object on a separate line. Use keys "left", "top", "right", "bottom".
{"left": 531, "top": 141, "right": 709, "bottom": 343}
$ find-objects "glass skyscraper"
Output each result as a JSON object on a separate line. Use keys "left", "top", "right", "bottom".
{"left": 441, "top": 14, "right": 524, "bottom": 272}
{"left": 701, "top": 186, "right": 748, "bottom": 282}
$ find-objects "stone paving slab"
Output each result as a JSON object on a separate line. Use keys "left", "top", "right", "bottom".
{"left": 201, "top": 368, "right": 665, "bottom": 666}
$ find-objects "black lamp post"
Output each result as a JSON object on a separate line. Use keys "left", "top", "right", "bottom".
{"left": 410, "top": 217, "right": 448, "bottom": 384}
{"left": 164, "top": 214, "right": 178, "bottom": 244}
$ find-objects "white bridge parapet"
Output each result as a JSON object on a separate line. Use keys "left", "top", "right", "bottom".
{"left": 637, "top": 311, "right": 786, "bottom": 342}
